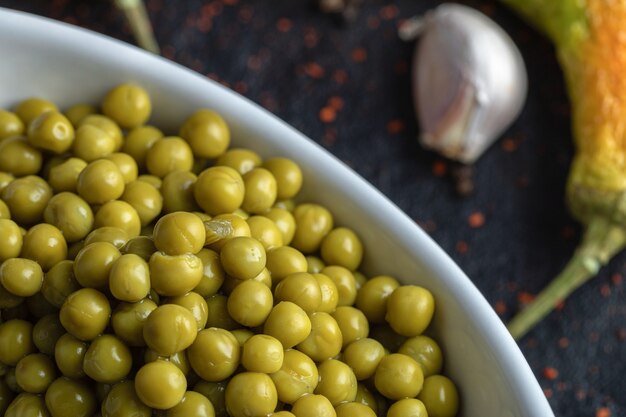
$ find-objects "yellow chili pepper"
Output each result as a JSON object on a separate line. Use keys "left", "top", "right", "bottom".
{"left": 501, "top": 0, "right": 626, "bottom": 339}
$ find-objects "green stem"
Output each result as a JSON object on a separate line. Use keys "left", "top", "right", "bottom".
{"left": 114, "top": 0, "right": 160, "bottom": 54}
{"left": 507, "top": 216, "right": 626, "bottom": 340}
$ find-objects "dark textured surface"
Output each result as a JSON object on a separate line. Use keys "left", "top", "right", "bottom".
{"left": 1, "top": 1, "right": 623, "bottom": 415}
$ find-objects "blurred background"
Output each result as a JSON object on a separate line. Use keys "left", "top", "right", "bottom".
{"left": 0, "top": 0, "right": 624, "bottom": 415}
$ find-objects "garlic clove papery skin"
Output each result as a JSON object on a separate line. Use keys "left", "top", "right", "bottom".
{"left": 414, "top": 3, "right": 528, "bottom": 164}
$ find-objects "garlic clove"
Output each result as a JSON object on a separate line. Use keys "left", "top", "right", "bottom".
{"left": 407, "top": 3, "right": 528, "bottom": 164}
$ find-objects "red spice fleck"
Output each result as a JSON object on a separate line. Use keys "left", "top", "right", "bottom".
{"left": 432, "top": 160, "right": 447, "bottom": 177}
{"left": 276, "top": 18, "right": 292, "bottom": 32}
{"left": 162, "top": 45, "right": 176, "bottom": 60}
{"left": 501, "top": 138, "right": 518, "bottom": 152}
{"left": 197, "top": 17, "right": 212, "bottom": 33}
{"left": 319, "top": 107, "right": 337, "bottom": 123}
{"left": 304, "top": 62, "right": 325, "bottom": 79}
{"left": 526, "top": 338, "right": 538, "bottom": 348}
{"left": 304, "top": 28, "right": 319, "bottom": 48}
{"left": 379, "top": 5, "right": 399, "bottom": 20}
{"left": 394, "top": 60, "right": 408, "bottom": 75}
{"left": 351, "top": 47, "right": 368, "bottom": 63}
{"left": 576, "top": 389, "right": 587, "bottom": 400}
{"left": 222, "top": 0, "right": 238, "bottom": 5}
{"left": 515, "top": 176, "right": 530, "bottom": 188}
{"left": 455, "top": 241, "right": 469, "bottom": 254}
{"left": 332, "top": 69, "right": 348, "bottom": 85}
{"left": 417, "top": 220, "right": 437, "bottom": 233}
{"left": 556, "top": 382, "right": 567, "bottom": 391}
{"left": 367, "top": 16, "right": 380, "bottom": 29}
{"left": 555, "top": 299, "right": 565, "bottom": 311}
{"left": 561, "top": 226, "right": 576, "bottom": 240}
{"left": 327, "top": 96, "right": 344, "bottom": 111}
{"left": 468, "top": 211, "right": 485, "bottom": 228}
{"left": 611, "top": 273, "right": 623, "bottom": 286}
{"left": 558, "top": 337, "right": 570, "bottom": 348}
{"left": 238, "top": 6, "right": 253, "bottom": 23}
{"left": 494, "top": 301, "right": 506, "bottom": 315}
{"left": 479, "top": 4, "right": 496, "bottom": 16}
{"left": 543, "top": 388, "right": 553, "bottom": 398}
{"left": 386, "top": 119, "right": 405, "bottom": 134}
{"left": 600, "top": 284, "right": 611, "bottom": 297}
{"left": 589, "top": 332, "right": 600, "bottom": 342}
{"left": 247, "top": 56, "right": 262, "bottom": 71}
{"left": 543, "top": 367, "right": 559, "bottom": 380}
{"left": 616, "top": 328, "right": 626, "bottom": 341}
{"left": 596, "top": 407, "right": 611, "bottom": 417}
{"left": 322, "top": 127, "right": 337, "bottom": 146}
{"left": 517, "top": 291, "right": 536, "bottom": 305}
{"left": 234, "top": 81, "right": 248, "bottom": 94}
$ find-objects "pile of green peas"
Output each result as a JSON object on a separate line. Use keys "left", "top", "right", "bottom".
{"left": 0, "top": 83, "right": 459, "bottom": 417}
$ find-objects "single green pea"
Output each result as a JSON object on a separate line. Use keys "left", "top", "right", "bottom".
{"left": 179, "top": 109, "right": 230, "bottom": 159}
{"left": 45, "top": 376, "right": 97, "bottom": 417}
{"left": 15, "top": 353, "right": 56, "bottom": 393}
{"left": 101, "top": 380, "right": 151, "bottom": 417}
{"left": 27, "top": 111, "right": 74, "bottom": 154}
{"left": 102, "top": 83, "right": 152, "bottom": 129}
{"left": 417, "top": 375, "right": 459, "bottom": 417}
{"left": 0, "top": 110, "right": 24, "bottom": 140}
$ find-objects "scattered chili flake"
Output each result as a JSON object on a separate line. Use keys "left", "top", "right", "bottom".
{"left": 386, "top": 119, "right": 405, "bottom": 134}
{"left": 304, "top": 28, "right": 319, "bottom": 48}
{"left": 575, "top": 389, "right": 587, "bottom": 400}
{"left": 197, "top": 17, "right": 212, "bottom": 33}
{"left": 611, "top": 273, "right": 623, "bottom": 286}
{"left": 501, "top": 138, "right": 518, "bottom": 152}
{"left": 432, "top": 160, "right": 447, "bottom": 177}
{"left": 247, "top": 56, "right": 262, "bottom": 71}
{"left": 479, "top": 4, "right": 496, "bottom": 16}
{"left": 515, "top": 176, "right": 530, "bottom": 188}
{"left": 589, "top": 332, "right": 600, "bottom": 343}
{"left": 304, "top": 62, "right": 325, "bottom": 79}
{"left": 616, "top": 328, "right": 626, "bottom": 341}
{"left": 238, "top": 6, "right": 253, "bottom": 23}
{"left": 558, "top": 337, "right": 570, "bottom": 348}
{"left": 418, "top": 220, "right": 437, "bottom": 233}
{"left": 328, "top": 96, "right": 344, "bottom": 111}
{"left": 394, "top": 60, "right": 408, "bottom": 75}
{"left": 319, "top": 107, "right": 337, "bottom": 123}
{"left": 379, "top": 5, "right": 399, "bottom": 20}
{"left": 468, "top": 211, "right": 485, "bottom": 228}
{"left": 525, "top": 337, "right": 538, "bottom": 348}
{"left": 455, "top": 241, "right": 469, "bottom": 254}
{"left": 596, "top": 407, "right": 611, "bottom": 417}
{"left": 517, "top": 291, "right": 536, "bottom": 305}
{"left": 162, "top": 45, "right": 176, "bottom": 60}
{"left": 543, "top": 367, "right": 559, "bottom": 380}
{"left": 561, "top": 226, "right": 576, "bottom": 240}
{"left": 351, "top": 47, "right": 368, "bottom": 63}
{"left": 234, "top": 81, "right": 248, "bottom": 94}
{"left": 332, "top": 69, "right": 348, "bottom": 84}
{"left": 367, "top": 16, "right": 380, "bottom": 29}
{"left": 222, "top": 0, "right": 238, "bottom": 5}
{"left": 276, "top": 18, "right": 292, "bottom": 32}
{"left": 494, "top": 301, "right": 506, "bottom": 315}
{"left": 322, "top": 127, "right": 337, "bottom": 146}
{"left": 555, "top": 299, "right": 565, "bottom": 311}
{"left": 147, "top": 0, "right": 162, "bottom": 12}
{"left": 543, "top": 388, "right": 553, "bottom": 398}
{"left": 600, "top": 284, "right": 611, "bottom": 297}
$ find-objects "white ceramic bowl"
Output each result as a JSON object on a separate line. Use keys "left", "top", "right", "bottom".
{"left": 0, "top": 7, "right": 553, "bottom": 417}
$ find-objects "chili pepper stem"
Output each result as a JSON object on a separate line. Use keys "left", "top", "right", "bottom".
{"left": 114, "top": 0, "right": 160, "bottom": 54}
{"left": 508, "top": 216, "right": 626, "bottom": 340}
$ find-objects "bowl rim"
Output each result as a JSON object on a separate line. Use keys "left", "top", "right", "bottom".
{"left": 0, "top": 6, "right": 554, "bottom": 416}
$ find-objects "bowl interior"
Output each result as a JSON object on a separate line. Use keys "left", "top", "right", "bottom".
{"left": 0, "top": 7, "right": 553, "bottom": 417}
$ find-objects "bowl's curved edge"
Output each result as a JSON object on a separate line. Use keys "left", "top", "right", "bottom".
{"left": 0, "top": 7, "right": 553, "bottom": 416}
